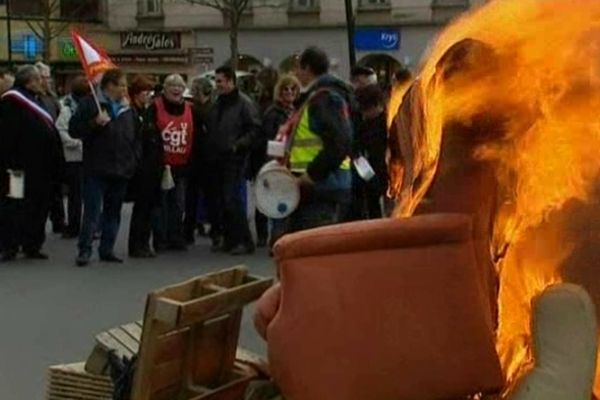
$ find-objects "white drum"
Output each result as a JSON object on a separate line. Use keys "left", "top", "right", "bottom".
{"left": 255, "top": 160, "right": 300, "bottom": 219}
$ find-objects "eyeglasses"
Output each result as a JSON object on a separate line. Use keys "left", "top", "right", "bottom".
{"left": 282, "top": 86, "right": 298, "bottom": 93}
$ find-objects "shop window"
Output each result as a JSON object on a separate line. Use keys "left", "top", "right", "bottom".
{"left": 432, "top": 0, "right": 469, "bottom": 6}
{"left": 431, "top": 0, "right": 469, "bottom": 21}
{"left": 359, "top": 0, "right": 391, "bottom": 10}
{"left": 139, "top": 0, "right": 163, "bottom": 16}
{"left": 289, "top": 0, "right": 319, "bottom": 12}
{"left": 11, "top": 0, "right": 43, "bottom": 16}
{"left": 60, "top": 0, "right": 100, "bottom": 21}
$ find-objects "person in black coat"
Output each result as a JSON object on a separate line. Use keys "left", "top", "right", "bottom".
{"left": 127, "top": 75, "right": 161, "bottom": 258}
{"left": 0, "top": 65, "right": 65, "bottom": 261}
{"left": 351, "top": 84, "right": 389, "bottom": 220}
{"left": 205, "top": 66, "right": 261, "bottom": 255}
{"left": 251, "top": 74, "right": 299, "bottom": 247}
{"left": 71, "top": 69, "right": 141, "bottom": 267}
{"left": 184, "top": 77, "right": 213, "bottom": 244}
{"left": 36, "top": 61, "right": 66, "bottom": 234}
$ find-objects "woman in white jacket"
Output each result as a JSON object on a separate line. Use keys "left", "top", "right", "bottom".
{"left": 55, "top": 75, "right": 89, "bottom": 238}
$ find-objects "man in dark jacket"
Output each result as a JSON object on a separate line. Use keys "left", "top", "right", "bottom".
{"left": 71, "top": 68, "right": 141, "bottom": 267}
{"left": 286, "top": 46, "right": 354, "bottom": 232}
{"left": 205, "top": 65, "right": 261, "bottom": 255}
{"left": 0, "top": 65, "right": 65, "bottom": 261}
{"left": 351, "top": 84, "right": 388, "bottom": 219}
{"left": 184, "top": 76, "right": 213, "bottom": 243}
{"left": 36, "top": 61, "right": 66, "bottom": 234}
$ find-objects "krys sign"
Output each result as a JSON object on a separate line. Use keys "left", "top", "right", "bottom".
{"left": 121, "top": 32, "right": 181, "bottom": 51}
{"left": 354, "top": 28, "right": 400, "bottom": 51}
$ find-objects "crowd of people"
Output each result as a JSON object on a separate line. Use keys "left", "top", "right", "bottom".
{"left": 0, "top": 46, "right": 410, "bottom": 266}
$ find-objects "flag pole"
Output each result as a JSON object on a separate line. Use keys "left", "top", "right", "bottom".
{"left": 87, "top": 80, "right": 103, "bottom": 114}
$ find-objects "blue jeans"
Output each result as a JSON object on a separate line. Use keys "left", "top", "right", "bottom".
{"left": 78, "top": 175, "right": 128, "bottom": 257}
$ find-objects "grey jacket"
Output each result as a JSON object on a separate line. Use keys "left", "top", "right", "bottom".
{"left": 56, "top": 95, "right": 83, "bottom": 162}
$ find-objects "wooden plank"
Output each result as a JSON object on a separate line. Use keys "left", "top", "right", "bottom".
{"left": 132, "top": 294, "right": 164, "bottom": 400}
{"left": 187, "top": 314, "right": 230, "bottom": 386}
{"left": 122, "top": 322, "right": 143, "bottom": 342}
{"left": 84, "top": 345, "right": 110, "bottom": 376}
{"left": 49, "top": 377, "right": 113, "bottom": 392}
{"left": 48, "top": 385, "right": 112, "bottom": 399}
{"left": 49, "top": 365, "right": 112, "bottom": 385}
{"left": 49, "top": 372, "right": 112, "bottom": 386}
{"left": 96, "top": 332, "right": 134, "bottom": 359}
{"left": 48, "top": 380, "right": 112, "bottom": 394}
{"left": 109, "top": 327, "right": 140, "bottom": 354}
{"left": 150, "top": 358, "right": 183, "bottom": 392}
{"left": 154, "top": 328, "right": 188, "bottom": 364}
{"left": 47, "top": 388, "right": 111, "bottom": 400}
{"left": 48, "top": 396, "right": 110, "bottom": 400}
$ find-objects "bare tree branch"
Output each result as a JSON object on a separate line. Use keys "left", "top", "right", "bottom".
{"left": 25, "top": 20, "right": 45, "bottom": 42}
{"left": 186, "top": 0, "right": 227, "bottom": 12}
{"left": 49, "top": 0, "right": 62, "bottom": 14}
{"left": 49, "top": 22, "right": 70, "bottom": 40}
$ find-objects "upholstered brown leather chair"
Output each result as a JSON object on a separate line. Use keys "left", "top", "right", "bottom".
{"left": 255, "top": 214, "right": 504, "bottom": 400}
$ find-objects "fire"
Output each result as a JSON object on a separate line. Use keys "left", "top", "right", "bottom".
{"left": 389, "top": 0, "right": 600, "bottom": 395}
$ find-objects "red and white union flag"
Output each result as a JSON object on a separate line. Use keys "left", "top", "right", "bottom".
{"left": 71, "top": 31, "right": 116, "bottom": 82}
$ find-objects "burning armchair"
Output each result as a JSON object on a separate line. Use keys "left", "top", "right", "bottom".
{"left": 255, "top": 0, "right": 600, "bottom": 397}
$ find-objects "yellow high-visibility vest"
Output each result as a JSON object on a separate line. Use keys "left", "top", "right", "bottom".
{"left": 289, "top": 106, "right": 351, "bottom": 174}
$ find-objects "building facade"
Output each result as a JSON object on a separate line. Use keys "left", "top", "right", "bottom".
{"left": 0, "top": 0, "right": 484, "bottom": 87}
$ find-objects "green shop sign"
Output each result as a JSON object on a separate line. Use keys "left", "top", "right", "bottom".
{"left": 59, "top": 39, "right": 77, "bottom": 60}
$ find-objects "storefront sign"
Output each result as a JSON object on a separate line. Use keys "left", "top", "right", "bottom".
{"left": 111, "top": 53, "right": 189, "bottom": 64}
{"left": 354, "top": 28, "right": 400, "bottom": 51}
{"left": 189, "top": 48, "right": 214, "bottom": 64}
{"left": 11, "top": 34, "right": 43, "bottom": 59}
{"left": 58, "top": 38, "right": 78, "bottom": 60}
{"left": 120, "top": 32, "right": 181, "bottom": 51}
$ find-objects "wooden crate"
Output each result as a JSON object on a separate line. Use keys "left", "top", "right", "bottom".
{"left": 47, "top": 362, "right": 114, "bottom": 400}
{"left": 132, "top": 266, "right": 273, "bottom": 400}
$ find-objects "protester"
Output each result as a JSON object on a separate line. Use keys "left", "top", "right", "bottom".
{"left": 0, "top": 69, "right": 14, "bottom": 95}
{"left": 205, "top": 65, "right": 261, "bottom": 255}
{"left": 351, "top": 84, "right": 388, "bottom": 219}
{"left": 36, "top": 61, "right": 66, "bottom": 234}
{"left": 149, "top": 74, "right": 194, "bottom": 252}
{"left": 350, "top": 65, "right": 378, "bottom": 90}
{"left": 127, "top": 75, "right": 160, "bottom": 258}
{"left": 253, "top": 74, "right": 300, "bottom": 247}
{"left": 285, "top": 46, "right": 353, "bottom": 232}
{"left": 0, "top": 68, "right": 12, "bottom": 254}
{"left": 55, "top": 74, "right": 89, "bottom": 238}
{"left": 0, "top": 65, "right": 65, "bottom": 261}
{"left": 71, "top": 68, "right": 141, "bottom": 267}
{"left": 184, "top": 76, "right": 214, "bottom": 244}
{"left": 256, "top": 66, "right": 279, "bottom": 114}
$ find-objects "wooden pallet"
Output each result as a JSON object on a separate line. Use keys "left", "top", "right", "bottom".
{"left": 85, "top": 321, "right": 144, "bottom": 375}
{"left": 47, "top": 362, "right": 114, "bottom": 400}
{"left": 131, "top": 266, "right": 273, "bottom": 400}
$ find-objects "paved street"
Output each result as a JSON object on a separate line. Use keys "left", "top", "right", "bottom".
{"left": 0, "top": 205, "right": 273, "bottom": 400}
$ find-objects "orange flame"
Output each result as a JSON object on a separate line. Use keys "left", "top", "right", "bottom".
{"left": 390, "top": 0, "right": 600, "bottom": 394}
